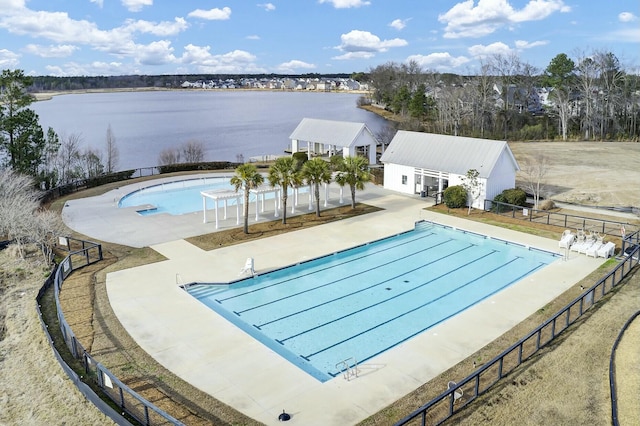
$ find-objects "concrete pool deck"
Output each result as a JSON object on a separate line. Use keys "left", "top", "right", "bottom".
{"left": 62, "top": 175, "right": 609, "bottom": 425}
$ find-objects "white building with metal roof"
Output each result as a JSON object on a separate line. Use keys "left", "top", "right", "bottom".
{"left": 380, "top": 131, "right": 520, "bottom": 209}
{"left": 289, "top": 118, "right": 378, "bottom": 164}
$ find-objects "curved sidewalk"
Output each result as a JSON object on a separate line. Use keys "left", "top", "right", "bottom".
{"left": 62, "top": 176, "right": 608, "bottom": 425}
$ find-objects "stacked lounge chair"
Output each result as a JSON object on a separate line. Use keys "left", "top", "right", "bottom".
{"left": 586, "top": 234, "right": 605, "bottom": 257}
{"left": 597, "top": 242, "right": 616, "bottom": 258}
{"left": 558, "top": 230, "right": 575, "bottom": 249}
{"left": 570, "top": 229, "right": 587, "bottom": 253}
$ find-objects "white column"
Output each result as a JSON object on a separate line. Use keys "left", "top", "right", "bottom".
{"left": 202, "top": 195, "right": 207, "bottom": 223}
{"left": 324, "top": 183, "right": 329, "bottom": 207}
{"left": 236, "top": 197, "right": 240, "bottom": 225}
{"left": 260, "top": 192, "right": 265, "bottom": 213}
{"left": 308, "top": 184, "right": 313, "bottom": 211}
{"left": 274, "top": 189, "right": 279, "bottom": 218}
{"left": 223, "top": 199, "right": 228, "bottom": 219}
{"left": 339, "top": 186, "right": 344, "bottom": 204}
{"left": 214, "top": 200, "right": 219, "bottom": 229}
{"left": 292, "top": 188, "right": 296, "bottom": 214}
{"left": 254, "top": 192, "right": 260, "bottom": 221}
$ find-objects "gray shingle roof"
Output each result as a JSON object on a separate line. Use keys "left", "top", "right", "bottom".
{"left": 379, "top": 131, "right": 518, "bottom": 178}
{"left": 289, "top": 118, "right": 373, "bottom": 148}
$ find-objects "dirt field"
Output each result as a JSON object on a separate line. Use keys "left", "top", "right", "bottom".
{"left": 509, "top": 141, "right": 640, "bottom": 209}
{"left": 1, "top": 142, "right": 639, "bottom": 425}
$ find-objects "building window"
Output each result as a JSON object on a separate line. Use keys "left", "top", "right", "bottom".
{"left": 401, "top": 175, "right": 407, "bottom": 185}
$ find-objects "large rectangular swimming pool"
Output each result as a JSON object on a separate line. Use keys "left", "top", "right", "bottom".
{"left": 185, "top": 221, "right": 559, "bottom": 382}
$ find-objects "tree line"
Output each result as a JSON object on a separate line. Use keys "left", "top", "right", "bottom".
{"left": 366, "top": 48, "right": 639, "bottom": 142}
{"left": 28, "top": 73, "right": 356, "bottom": 92}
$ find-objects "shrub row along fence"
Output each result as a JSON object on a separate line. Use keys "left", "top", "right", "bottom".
{"left": 38, "top": 162, "right": 240, "bottom": 205}
{"left": 37, "top": 236, "right": 184, "bottom": 426}
{"left": 484, "top": 200, "right": 638, "bottom": 238}
{"left": 395, "top": 230, "right": 640, "bottom": 426}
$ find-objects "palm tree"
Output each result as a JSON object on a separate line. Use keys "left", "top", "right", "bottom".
{"left": 334, "top": 155, "right": 371, "bottom": 209}
{"left": 301, "top": 157, "right": 332, "bottom": 217}
{"left": 267, "top": 156, "right": 302, "bottom": 224}
{"left": 230, "top": 163, "right": 264, "bottom": 234}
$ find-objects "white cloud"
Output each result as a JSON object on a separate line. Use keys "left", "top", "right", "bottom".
{"left": 90, "top": 0, "right": 104, "bottom": 8}
{"left": 318, "top": 0, "right": 371, "bottom": 9}
{"left": 246, "top": 35, "right": 260, "bottom": 40}
{"left": 188, "top": 7, "right": 232, "bottom": 20}
{"left": 136, "top": 40, "right": 175, "bottom": 65}
{"left": 605, "top": 27, "right": 640, "bottom": 43}
{"left": 277, "top": 60, "right": 316, "bottom": 72}
{"left": 468, "top": 41, "right": 513, "bottom": 58}
{"left": 179, "top": 45, "right": 264, "bottom": 73}
{"left": 45, "top": 61, "right": 126, "bottom": 77}
{"left": 258, "top": 3, "right": 276, "bottom": 12}
{"left": 0, "top": 48, "right": 20, "bottom": 69}
{"left": 439, "top": 0, "right": 570, "bottom": 39}
{"left": 332, "top": 51, "right": 375, "bottom": 60}
{"left": 389, "top": 18, "right": 409, "bottom": 31}
{"left": 406, "top": 52, "right": 471, "bottom": 70}
{"left": 514, "top": 39, "right": 548, "bottom": 49}
{"left": 121, "top": 0, "right": 152, "bottom": 13}
{"left": 335, "top": 30, "right": 407, "bottom": 57}
{"left": 23, "top": 43, "right": 78, "bottom": 57}
{"left": 618, "top": 12, "right": 637, "bottom": 23}
{"left": 121, "top": 17, "right": 188, "bottom": 37}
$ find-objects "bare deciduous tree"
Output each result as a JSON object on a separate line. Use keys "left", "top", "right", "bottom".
{"left": 79, "top": 147, "right": 104, "bottom": 178}
{"left": 0, "top": 170, "right": 39, "bottom": 259}
{"left": 461, "top": 169, "right": 482, "bottom": 215}
{"left": 29, "top": 209, "right": 65, "bottom": 263}
{"left": 158, "top": 147, "right": 180, "bottom": 165}
{"left": 54, "top": 133, "right": 83, "bottom": 184}
{"left": 519, "top": 154, "right": 549, "bottom": 210}
{"left": 105, "top": 124, "right": 119, "bottom": 173}
{"left": 182, "top": 139, "right": 205, "bottom": 163}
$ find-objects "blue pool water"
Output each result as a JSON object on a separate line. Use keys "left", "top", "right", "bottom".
{"left": 118, "top": 176, "right": 308, "bottom": 216}
{"left": 118, "top": 177, "right": 234, "bottom": 215}
{"left": 186, "top": 221, "right": 559, "bottom": 382}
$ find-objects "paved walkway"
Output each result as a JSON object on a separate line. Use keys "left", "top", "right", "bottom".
{"left": 62, "top": 174, "right": 609, "bottom": 425}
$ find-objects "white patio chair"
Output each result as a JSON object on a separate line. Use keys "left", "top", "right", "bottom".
{"left": 239, "top": 257, "right": 255, "bottom": 276}
{"left": 447, "top": 381, "right": 463, "bottom": 404}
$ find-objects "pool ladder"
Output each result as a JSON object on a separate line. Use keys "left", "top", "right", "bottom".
{"left": 336, "top": 357, "right": 359, "bottom": 381}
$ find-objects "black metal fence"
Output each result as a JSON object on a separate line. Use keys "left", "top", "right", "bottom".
{"left": 395, "top": 231, "right": 640, "bottom": 426}
{"left": 37, "top": 237, "right": 184, "bottom": 426}
{"left": 484, "top": 200, "right": 638, "bottom": 238}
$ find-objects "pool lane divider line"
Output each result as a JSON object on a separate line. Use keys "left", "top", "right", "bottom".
{"left": 281, "top": 248, "right": 498, "bottom": 348}
{"left": 324, "top": 260, "right": 549, "bottom": 377}
{"left": 216, "top": 231, "right": 438, "bottom": 303}
{"left": 300, "top": 253, "right": 529, "bottom": 360}
{"left": 233, "top": 237, "right": 454, "bottom": 315}
{"left": 252, "top": 243, "right": 477, "bottom": 328}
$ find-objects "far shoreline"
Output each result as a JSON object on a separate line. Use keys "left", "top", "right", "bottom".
{"left": 32, "top": 87, "right": 372, "bottom": 102}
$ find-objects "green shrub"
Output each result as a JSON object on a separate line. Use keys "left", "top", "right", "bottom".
{"left": 443, "top": 185, "right": 467, "bottom": 208}
{"left": 502, "top": 188, "right": 527, "bottom": 206}
{"left": 292, "top": 152, "right": 308, "bottom": 168}
{"left": 492, "top": 193, "right": 507, "bottom": 212}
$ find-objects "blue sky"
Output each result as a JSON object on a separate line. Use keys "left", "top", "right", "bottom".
{"left": 1, "top": 0, "right": 638, "bottom": 76}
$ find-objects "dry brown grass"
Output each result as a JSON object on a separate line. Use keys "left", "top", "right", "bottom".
{"left": 0, "top": 249, "right": 116, "bottom": 426}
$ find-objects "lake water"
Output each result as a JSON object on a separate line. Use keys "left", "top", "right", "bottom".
{"left": 33, "top": 90, "right": 388, "bottom": 170}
